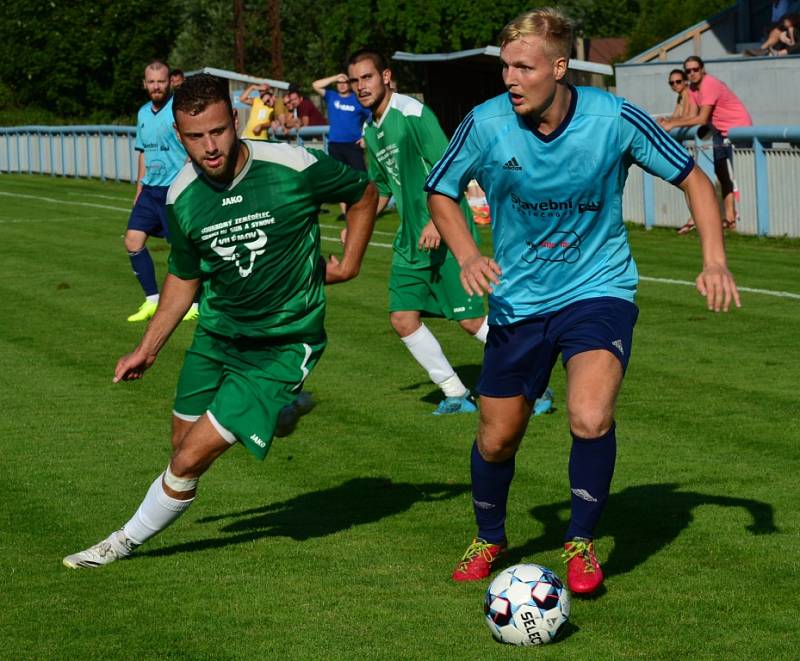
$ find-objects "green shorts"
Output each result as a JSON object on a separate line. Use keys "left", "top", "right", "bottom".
{"left": 173, "top": 328, "right": 326, "bottom": 460}
{"left": 389, "top": 253, "right": 484, "bottom": 320}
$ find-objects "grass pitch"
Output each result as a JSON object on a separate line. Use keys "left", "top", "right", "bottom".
{"left": 0, "top": 174, "right": 798, "bottom": 659}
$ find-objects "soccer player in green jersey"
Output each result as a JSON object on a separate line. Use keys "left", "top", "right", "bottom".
{"left": 63, "top": 74, "right": 378, "bottom": 569}
{"left": 347, "top": 49, "right": 490, "bottom": 415}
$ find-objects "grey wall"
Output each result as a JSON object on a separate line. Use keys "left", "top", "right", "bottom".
{"left": 615, "top": 56, "right": 800, "bottom": 125}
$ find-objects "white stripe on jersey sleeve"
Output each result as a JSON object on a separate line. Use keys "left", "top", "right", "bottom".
{"left": 248, "top": 140, "right": 319, "bottom": 172}
{"left": 166, "top": 162, "right": 201, "bottom": 205}
{"left": 392, "top": 93, "right": 424, "bottom": 118}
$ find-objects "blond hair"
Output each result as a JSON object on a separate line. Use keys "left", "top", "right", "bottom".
{"left": 498, "top": 7, "right": 574, "bottom": 60}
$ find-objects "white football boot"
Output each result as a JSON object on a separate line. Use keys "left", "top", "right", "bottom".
{"left": 63, "top": 529, "right": 138, "bottom": 569}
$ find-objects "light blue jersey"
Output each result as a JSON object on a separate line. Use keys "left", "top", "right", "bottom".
{"left": 425, "top": 85, "right": 694, "bottom": 325}
{"left": 135, "top": 96, "right": 186, "bottom": 187}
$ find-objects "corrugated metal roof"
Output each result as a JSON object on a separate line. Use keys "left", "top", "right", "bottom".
{"left": 392, "top": 48, "right": 613, "bottom": 75}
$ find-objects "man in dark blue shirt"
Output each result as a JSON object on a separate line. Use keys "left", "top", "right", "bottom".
{"left": 313, "top": 73, "right": 371, "bottom": 173}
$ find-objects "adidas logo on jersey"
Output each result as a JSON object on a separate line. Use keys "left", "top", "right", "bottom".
{"left": 502, "top": 157, "right": 522, "bottom": 171}
{"left": 222, "top": 194, "right": 243, "bottom": 206}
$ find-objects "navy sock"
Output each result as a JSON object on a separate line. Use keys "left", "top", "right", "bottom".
{"left": 128, "top": 248, "right": 158, "bottom": 297}
{"left": 471, "top": 440, "right": 515, "bottom": 544}
{"left": 565, "top": 424, "right": 616, "bottom": 541}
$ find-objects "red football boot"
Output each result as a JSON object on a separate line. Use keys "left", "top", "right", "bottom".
{"left": 563, "top": 537, "right": 604, "bottom": 594}
{"left": 452, "top": 537, "right": 507, "bottom": 582}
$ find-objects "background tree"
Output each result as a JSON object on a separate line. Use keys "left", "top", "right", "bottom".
{"left": 0, "top": 0, "right": 743, "bottom": 124}
{"left": 627, "top": 0, "right": 732, "bottom": 56}
{"left": 0, "top": 0, "right": 179, "bottom": 123}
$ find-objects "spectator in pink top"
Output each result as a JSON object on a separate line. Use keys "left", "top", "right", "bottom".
{"left": 660, "top": 56, "right": 753, "bottom": 230}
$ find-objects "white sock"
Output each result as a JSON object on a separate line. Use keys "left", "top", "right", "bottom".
{"left": 145, "top": 294, "right": 160, "bottom": 304}
{"left": 473, "top": 317, "right": 489, "bottom": 344}
{"left": 400, "top": 324, "right": 467, "bottom": 397}
{"left": 122, "top": 473, "right": 195, "bottom": 546}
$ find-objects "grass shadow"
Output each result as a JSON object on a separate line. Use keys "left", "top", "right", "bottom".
{"left": 507, "top": 482, "right": 778, "bottom": 578}
{"left": 139, "top": 477, "right": 469, "bottom": 559}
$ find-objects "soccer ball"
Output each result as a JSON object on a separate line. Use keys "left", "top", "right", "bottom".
{"left": 484, "top": 563, "right": 570, "bottom": 646}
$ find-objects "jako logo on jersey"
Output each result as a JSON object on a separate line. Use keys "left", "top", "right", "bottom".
{"left": 249, "top": 433, "right": 266, "bottom": 448}
{"left": 222, "top": 195, "right": 243, "bottom": 206}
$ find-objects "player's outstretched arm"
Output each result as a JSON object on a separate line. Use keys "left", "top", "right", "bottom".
{"left": 326, "top": 182, "right": 378, "bottom": 284}
{"left": 114, "top": 274, "right": 200, "bottom": 382}
{"left": 680, "top": 166, "right": 741, "bottom": 312}
{"left": 428, "top": 192, "right": 501, "bottom": 296}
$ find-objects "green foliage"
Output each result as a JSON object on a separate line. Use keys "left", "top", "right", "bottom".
{"left": 0, "top": 0, "right": 179, "bottom": 122}
{"left": 628, "top": 0, "right": 733, "bottom": 56}
{"left": 561, "top": 0, "right": 642, "bottom": 37}
{"left": 169, "top": 0, "right": 236, "bottom": 72}
{"left": 0, "top": 0, "right": 739, "bottom": 122}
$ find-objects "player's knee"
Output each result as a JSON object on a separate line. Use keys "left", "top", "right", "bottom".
{"left": 124, "top": 235, "right": 146, "bottom": 253}
{"left": 390, "top": 312, "right": 421, "bottom": 337}
{"left": 169, "top": 448, "right": 210, "bottom": 480}
{"left": 568, "top": 408, "right": 613, "bottom": 439}
{"left": 476, "top": 433, "right": 520, "bottom": 462}
{"left": 458, "top": 317, "right": 484, "bottom": 335}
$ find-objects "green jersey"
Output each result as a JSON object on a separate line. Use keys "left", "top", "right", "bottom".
{"left": 166, "top": 140, "right": 369, "bottom": 341}
{"left": 363, "top": 93, "right": 477, "bottom": 269}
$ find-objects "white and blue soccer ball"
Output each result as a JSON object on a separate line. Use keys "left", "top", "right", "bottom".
{"left": 484, "top": 563, "right": 570, "bottom": 646}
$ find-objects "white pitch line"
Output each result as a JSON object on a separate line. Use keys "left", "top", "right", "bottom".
{"left": 0, "top": 190, "right": 129, "bottom": 213}
{"left": 639, "top": 275, "right": 800, "bottom": 300}
{"left": 321, "top": 236, "right": 800, "bottom": 300}
{"left": 320, "top": 222, "right": 395, "bottom": 237}
{"left": 2, "top": 190, "right": 795, "bottom": 300}
{"left": 321, "top": 234, "right": 393, "bottom": 249}
{"left": 0, "top": 216, "right": 106, "bottom": 224}
{"left": 66, "top": 192, "right": 131, "bottom": 202}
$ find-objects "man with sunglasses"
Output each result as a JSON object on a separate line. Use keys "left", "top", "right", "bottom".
{"left": 660, "top": 57, "right": 752, "bottom": 231}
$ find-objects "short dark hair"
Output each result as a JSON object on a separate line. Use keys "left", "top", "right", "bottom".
{"left": 173, "top": 74, "right": 232, "bottom": 118}
{"left": 348, "top": 49, "right": 388, "bottom": 72}
{"left": 287, "top": 82, "right": 301, "bottom": 94}
{"left": 169, "top": 68, "right": 184, "bottom": 78}
{"left": 684, "top": 55, "right": 704, "bottom": 69}
{"left": 669, "top": 68, "right": 686, "bottom": 80}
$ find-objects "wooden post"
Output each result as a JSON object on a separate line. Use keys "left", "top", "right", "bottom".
{"left": 234, "top": 0, "right": 245, "bottom": 73}
{"left": 268, "top": 0, "right": 284, "bottom": 80}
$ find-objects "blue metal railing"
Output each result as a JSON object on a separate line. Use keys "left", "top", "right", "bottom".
{"left": 0, "top": 125, "right": 137, "bottom": 181}
{"left": 634, "top": 124, "right": 800, "bottom": 237}
{"left": 0, "top": 124, "right": 330, "bottom": 181}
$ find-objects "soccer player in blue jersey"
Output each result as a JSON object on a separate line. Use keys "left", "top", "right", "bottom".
{"left": 425, "top": 8, "right": 740, "bottom": 594}
{"left": 125, "top": 60, "right": 194, "bottom": 322}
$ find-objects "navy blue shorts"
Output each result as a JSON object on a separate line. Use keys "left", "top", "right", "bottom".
{"left": 328, "top": 142, "right": 366, "bottom": 172}
{"left": 478, "top": 296, "right": 639, "bottom": 401}
{"left": 127, "top": 185, "right": 170, "bottom": 239}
